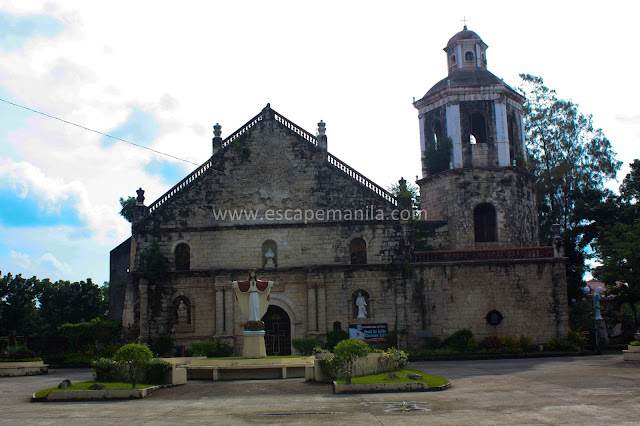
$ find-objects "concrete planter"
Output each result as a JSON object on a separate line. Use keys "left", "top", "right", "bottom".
{"left": 333, "top": 380, "right": 451, "bottom": 394}
{"left": 33, "top": 386, "right": 161, "bottom": 402}
{"left": 0, "top": 360, "right": 47, "bottom": 377}
{"left": 623, "top": 345, "right": 640, "bottom": 361}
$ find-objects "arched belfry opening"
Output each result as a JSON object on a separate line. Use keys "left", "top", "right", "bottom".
{"left": 474, "top": 203, "right": 497, "bottom": 242}
{"left": 470, "top": 113, "right": 487, "bottom": 144}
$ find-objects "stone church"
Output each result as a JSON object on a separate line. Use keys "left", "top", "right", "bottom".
{"left": 110, "top": 27, "right": 568, "bottom": 354}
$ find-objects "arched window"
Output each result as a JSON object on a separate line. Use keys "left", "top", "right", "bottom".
{"left": 470, "top": 113, "right": 487, "bottom": 144}
{"left": 474, "top": 203, "right": 497, "bottom": 242}
{"left": 450, "top": 54, "right": 457, "bottom": 65}
{"left": 175, "top": 243, "right": 190, "bottom": 271}
{"left": 432, "top": 120, "right": 442, "bottom": 150}
{"left": 262, "top": 240, "right": 278, "bottom": 268}
{"left": 465, "top": 51, "right": 474, "bottom": 61}
{"left": 350, "top": 238, "right": 367, "bottom": 265}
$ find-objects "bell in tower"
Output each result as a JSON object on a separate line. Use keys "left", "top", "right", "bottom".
{"left": 414, "top": 27, "right": 538, "bottom": 250}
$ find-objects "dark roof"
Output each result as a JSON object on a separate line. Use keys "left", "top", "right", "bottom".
{"left": 424, "top": 69, "right": 511, "bottom": 98}
{"left": 447, "top": 28, "right": 483, "bottom": 46}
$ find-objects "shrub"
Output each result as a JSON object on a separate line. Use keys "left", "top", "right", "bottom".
{"left": 518, "top": 335, "right": 534, "bottom": 352}
{"left": 0, "top": 338, "right": 9, "bottom": 352}
{"left": 145, "top": 359, "right": 172, "bottom": 384}
{"left": 58, "top": 318, "right": 122, "bottom": 351}
{"left": 480, "top": 336, "right": 501, "bottom": 350}
{"left": 191, "top": 341, "right": 233, "bottom": 358}
{"left": 381, "top": 347, "right": 408, "bottom": 370}
{"left": 92, "top": 358, "right": 126, "bottom": 382}
{"left": 500, "top": 336, "right": 522, "bottom": 353}
{"left": 630, "top": 341, "right": 640, "bottom": 346}
{"left": 326, "top": 329, "right": 349, "bottom": 351}
{"left": 2, "top": 345, "right": 37, "bottom": 360}
{"left": 466, "top": 337, "right": 479, "bottom": 352}
{"left": 544, "top": 338, "right": 573, "bottom": 351}
{"left": 425, "top": 336, "right": 442, "bottom": 350}
{"left": 292, "top": 337, "right": 319, "bottom": 356}
{"left": 443, "top": 329, "right": 473, "bottom": 351}
{"left": 113, "top": 344, "right": 153, "bottom": 388}
{"left": 153, "top": 335, "right": 174, "bottom": 356}
{"left": 333, "top": 338, "right": 371, "bottom": 384}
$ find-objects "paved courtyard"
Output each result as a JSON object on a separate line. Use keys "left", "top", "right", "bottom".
{"left": 1, "top": 355, "right": 638, "bottom": 425}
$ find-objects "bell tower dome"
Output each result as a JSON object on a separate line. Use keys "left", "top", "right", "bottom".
{"left": 444, "top": 26, "right": 488, "bottom": 74}
{"left": 414, "top": 27, "right": 538, "bottom": 250}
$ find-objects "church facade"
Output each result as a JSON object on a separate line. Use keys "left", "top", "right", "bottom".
{"left": 110, "top": 27, "right": 568, "bottom": 354}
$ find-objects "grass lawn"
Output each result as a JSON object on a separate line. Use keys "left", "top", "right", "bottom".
{"left": 335, "top": 367, "right": 449, "bottom": 386}
{"left": 204, "top": 355, "right": 310, "bottom": 360}
{"left": 34, "top": 381, "right": 152, "bottom": 398}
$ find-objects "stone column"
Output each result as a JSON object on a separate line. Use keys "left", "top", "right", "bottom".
{"left": 307, "top": 284, "right": 317, "bottom": 332}
{"left": 317, "top": 284, "right": 327, "bottom": 334}
{"left": 138, "top": 278, "right": 149, "bottom": 344}
{"left": 224, "top": 286, "right": 234, "bottom": 335}
{"left": 215, "top": 287, "right": 224, "bottom": 335}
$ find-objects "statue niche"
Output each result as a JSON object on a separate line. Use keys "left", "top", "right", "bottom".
{"left": 172, "top": 296, "right": 194, "bottom": 333}
{"left": 352, "top": 290, "right": 370, "bottom": 319}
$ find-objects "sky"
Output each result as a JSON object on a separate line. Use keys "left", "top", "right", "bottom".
{"left": 0, "top": 1, "right": 638, "bottom": 285}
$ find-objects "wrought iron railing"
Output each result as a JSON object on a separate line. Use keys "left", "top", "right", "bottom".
{"left": 413, "top": 246, "right": 553, "bottom": 262}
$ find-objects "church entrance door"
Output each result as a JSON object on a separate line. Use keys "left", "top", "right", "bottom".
{"left": 263, "top": 305, "right": 291, "bottom": 355}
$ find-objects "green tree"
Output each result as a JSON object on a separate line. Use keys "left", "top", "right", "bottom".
{"left": 519, "top": 74, "right": 622, "bottom": 240}
{"left": 333, "top": 338, "right": 371, "bottom": 384}
{"left": 119, "top": 196, "right": 136, "bottom": 223}
{"left": 139, "top": 239, "right": 169, "bottom": 278}
{"left": 0, "top": 273, "right": 42, "bottom": 346}
{"left": 113, "top": 343, "right": 153, "bottom": 388}
{"left": 37, "top": 278, "right": 104, "bottom": 335}
{"left": 423, "top": 136, "right": 453, "bottom": 175}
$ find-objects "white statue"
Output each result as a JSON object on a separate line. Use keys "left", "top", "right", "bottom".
{"left": 356, "top": 292, "right": 368, "bottom": 318}
{"left": 233, "top": 271, "right": 275, "bottom": 325}
{"left": 177, "top": 300, "right": 188, "bottom": 324}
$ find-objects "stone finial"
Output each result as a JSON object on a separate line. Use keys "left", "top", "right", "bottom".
{"left": 212, "top": 123, "right": 222, "bottom": 155}
{"left": 317, "top": 120, "right": 327, "bottom": 151}
{"left": 262, "top": 103, "right": 274, "bottom": 120}
{"left": 552, "top": 224, "right": 564, "bottom": 258}
{"left": 136, "top": 188, "right": 145, "bottom": 205}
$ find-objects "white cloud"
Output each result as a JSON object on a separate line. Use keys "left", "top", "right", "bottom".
{"left": 10, "top": 249, "right": 31, "bottom": 269}
{"left": 39, "top": 252, "right": 71, "bottom": 275}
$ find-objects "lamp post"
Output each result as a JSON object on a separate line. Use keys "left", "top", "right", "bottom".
{"left": 583, "top": 285, "right": 604, "bottom": 355}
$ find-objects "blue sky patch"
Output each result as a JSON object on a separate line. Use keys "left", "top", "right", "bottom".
{"left": 0, "top": 187, "right": 83, "bottom": 228}
{"left": 0, "top": 86, "right": 31, "bottom": 161}
{"left": 144, "top": 159, "right": 189, "bottom": 184}
{"left": 0, "top": 12, "right": 64, "bottom": 50}
{"left": 100, "top": 108, "right": 159, "bottom": 148}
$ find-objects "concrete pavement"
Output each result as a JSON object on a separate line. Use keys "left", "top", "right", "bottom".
{"left": 1, "top": 355, "right": 638, "bottom": 425}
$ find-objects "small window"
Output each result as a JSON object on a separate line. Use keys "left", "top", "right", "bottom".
{"left": 465, "top": 51, "right": 474, "bottom": 61}
{"left": 175, "top": 243, "right": 190, "bottom": 271}
{"left": 349, "top": 238, "right": 367, "bottom": 265}
{"left": 474, "top": 203, "right": 497, "bottom": 242}
{"left": 450, "top": 55, "right": 457, "bottom": 65}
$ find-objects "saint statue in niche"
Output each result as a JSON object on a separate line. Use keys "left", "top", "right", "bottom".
{"left": 356, "top": 292, "right": 368, "bottom": 318}
{"left": 177, "top": 299, "right": 189, "bottom": 324}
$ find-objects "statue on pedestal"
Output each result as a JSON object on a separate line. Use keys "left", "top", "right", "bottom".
{"left": 232, "top": 271, "right": 276, "bottom": 358}
{"left": 356, "top": 292, "right": 368, "bottom": 318}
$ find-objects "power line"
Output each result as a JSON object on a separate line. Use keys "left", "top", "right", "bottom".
{"left": 0, "top": 97, "right": 199, "bottom": 166}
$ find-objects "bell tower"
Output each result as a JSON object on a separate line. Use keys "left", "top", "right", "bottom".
{"left": 414, "top": 27, "right": 538, "bottom": 250}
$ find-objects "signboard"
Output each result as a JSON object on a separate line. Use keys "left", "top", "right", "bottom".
{"left": 349, "top": 323, "right": 388, "bottom": 342}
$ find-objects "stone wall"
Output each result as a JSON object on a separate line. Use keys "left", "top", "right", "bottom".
{"left": 418, "top": 167, "right": 538, "bottom": 249}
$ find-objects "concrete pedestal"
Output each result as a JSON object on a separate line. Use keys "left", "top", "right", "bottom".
{"left": 243, "top": 330, "right": 267, "bottom": 358}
